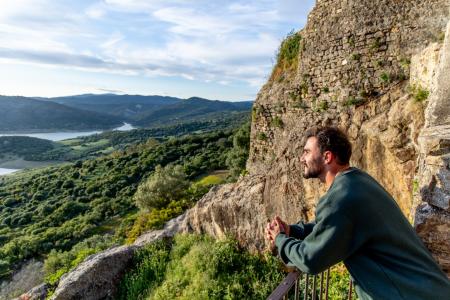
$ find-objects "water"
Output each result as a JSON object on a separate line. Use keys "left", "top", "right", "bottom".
{"left": 0, "top": 168, "right": 19, "bottom": 176}
{"left": 0, "top": 123, "right": 135, "bottom": 141}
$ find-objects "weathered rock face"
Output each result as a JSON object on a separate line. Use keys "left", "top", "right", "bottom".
{"left": 23, "top": 215, "right": 185, "bottom": 300}
{"left": 413, "top": 20, "right": 450, "bottom": 275}
{"left": 182, "top": 0, "right": 450, "bottom": 276}
{"left": 50, "top": 245, "right": 136, "bottom": 300}
{"left": 0, "top": 259, "right": 44, "bottom": 300}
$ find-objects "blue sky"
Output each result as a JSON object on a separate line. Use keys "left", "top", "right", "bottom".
{"left": 0, "top": 0, "right": 315, "bottom": 101}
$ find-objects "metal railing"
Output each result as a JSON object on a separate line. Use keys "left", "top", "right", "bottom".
{"left": 267, "top": 268, "right": 354, "bottom": 300}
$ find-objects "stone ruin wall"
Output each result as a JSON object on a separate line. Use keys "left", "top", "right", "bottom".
{"left": 183, "top": 0, "right": 450, "bottom": 275}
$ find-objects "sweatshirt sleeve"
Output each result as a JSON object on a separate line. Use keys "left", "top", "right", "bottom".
{"left": 289, "top": 221, "right": 316, "bottom": 240}
{"left": 275, "top": 207, "right": 354, "bottom": 275}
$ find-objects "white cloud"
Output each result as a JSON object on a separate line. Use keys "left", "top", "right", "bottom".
{"left": 0, "top": 0, "right": 315, "bottom": 94}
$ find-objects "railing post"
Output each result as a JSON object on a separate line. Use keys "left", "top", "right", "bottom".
{"left": 294, "top": 274, "right": 300, "bottom": 300}
{"left": 348, "top": 280, "right": 353, "bottom": 300}
{"left": 319, "top": 272, "right": 324, "bottom": 300}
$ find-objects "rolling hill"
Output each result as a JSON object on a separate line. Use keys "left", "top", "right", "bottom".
{"left": 134, "top": 97, "right": 253, "bottom": 127}
{"left": 46, "top": 94, "right": 182, "bottom": 120}
{"left": 0, "top": 96, "right": 122, "bottom": 133}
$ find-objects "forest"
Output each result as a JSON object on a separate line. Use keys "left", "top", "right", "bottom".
{"left": 0, "top": 122, "right": 249, "bottom": 282}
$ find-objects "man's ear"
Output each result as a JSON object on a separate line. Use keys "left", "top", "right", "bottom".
{"left": 323, "top": 151, "right": 333, "bottom": 164}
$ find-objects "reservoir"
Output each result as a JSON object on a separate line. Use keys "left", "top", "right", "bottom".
{"left": 0, "top": 168, "right": 20, "bottom": 176}
{"left": 0, "top": 123, "right": 135, "bottom": 141}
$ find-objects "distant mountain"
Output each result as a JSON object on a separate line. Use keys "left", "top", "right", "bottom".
{"left": 134, "top": 97, "right": 253, "bottom": 127}
{"left": 46, "top": 94, "right": 182, "bottom": 120}
{"left": 0, "top": 94, "right": 252, "bottom": 133}
{"left": 45, "top": 94, "right": 252, "bottom": 123}
{"left": 0, "top": 96, "right": 122, "bottom": 133}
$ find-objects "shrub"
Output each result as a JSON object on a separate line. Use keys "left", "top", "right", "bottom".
{"left": 117, "top": 234, "right": 285, "bottom": 300}
{"left": 44, "top": 235, "right": 114, "bottom": 286}
{"left": 0, "top": 259, "right": 10, "bottom": 278}
{"left": 116, "top": 238, "right": 171, "bottom": 300}
{"left": 134, "top": 164, "right": 189, "bottom": 211}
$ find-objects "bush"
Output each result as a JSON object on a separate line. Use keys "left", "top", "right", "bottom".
{"left": 44, "top": 234, "right": 114, "bottom": 285}
{"left": 0, "top": 259, "right": 10, "bottom": 278}
{"left": 117, "top": 234, "right": 285, "bottom": 300}
{"left": 134, "top": 164, "right": 189, "bottom": 211}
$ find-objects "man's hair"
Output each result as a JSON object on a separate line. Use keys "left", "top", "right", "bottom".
{"left": 305, "top": 126, "right": 352, "bottom": 165}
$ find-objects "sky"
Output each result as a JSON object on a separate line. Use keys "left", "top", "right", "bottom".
{"left": 0, "top": 0, "right": 315, "bottom": 101}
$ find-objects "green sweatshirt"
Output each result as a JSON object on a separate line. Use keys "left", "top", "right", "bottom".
{"left": 275, "top": 168, "right": 450, "bottom": 299}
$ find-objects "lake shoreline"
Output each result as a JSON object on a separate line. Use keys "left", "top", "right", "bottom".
{"left": 0, "top": 122, "right": 136, "bottom": 135}
{"left": 0, "top": 123, "right": 136, "bottom": 141}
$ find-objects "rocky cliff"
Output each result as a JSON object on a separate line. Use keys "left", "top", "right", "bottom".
{"left": 181, "top": 0, "right": 450, "bottom": 275}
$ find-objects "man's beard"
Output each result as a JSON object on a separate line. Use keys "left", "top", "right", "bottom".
{"left": 303, "top": 157, "right": 324, "bottom": 179}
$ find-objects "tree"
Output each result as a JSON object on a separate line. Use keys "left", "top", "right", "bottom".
{"left": 226, "top": 122, "right": 250, "bottom": 180}
{"left": 134, "top": 164, "right": 189, "bottom": 211}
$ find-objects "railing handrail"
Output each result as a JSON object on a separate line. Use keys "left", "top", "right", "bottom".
{"left": 267, "top": 271, "right": 301, "bottom": 300}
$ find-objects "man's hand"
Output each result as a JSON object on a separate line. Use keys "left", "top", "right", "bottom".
{"left": 275, "top": 216, "right": 290, "bottom": 236}
{"left": 265, "top": 216, "right": 290, "bottom": 252}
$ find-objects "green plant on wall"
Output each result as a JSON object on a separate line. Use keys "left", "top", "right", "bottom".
{"left": 409, "top": 85, "right": 429, "bottom": 102}
{"left": 270, "top": 30, "right": 302, "bottom": 82}
{"left": 252, "top": 105, "right": 263, "bottom": 121}
{"left": 348, "top": 36, "right": 355, "bottom": 47}
{"left": 437, "top": 31, "right": 445, "bottom": 42}
{"left": 289, "top": 91, "right": 299, "bottom": 101}
{"left": 317, "top": 100, "right": 329, "bottom": 112}
{"left": 271, "top": 116, "right": 284, "bottom": 128}
{"left": 373, "top": 60, "right": 383, "bottom": 68}
{"left": 351, "top": 53, "right": 361, "bottom": 61}
{"left": 380, "top": 72, "right": 390, "bottom": 84}
{"left": 343, "top": 97, "right": 366, "bottom": 107}
{"left": 275, "top": 103, "right": 285, "bottom": 114}
{"left": 412, "top": 180, "right": 419, "bottom": 194}
{"left": 293, "top": 100, "right": 308, "bottom": 109}
{"left": 399, "top": 57, "right": 411, "bottom": 69}
{"left": 371, "top": 37, "right": 381, "bottom": 50}
{"left": 257, "top": 132, "right": 268, "bottom": 141}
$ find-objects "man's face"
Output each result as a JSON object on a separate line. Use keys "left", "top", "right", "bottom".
{"left": 300, "top": 137, "right": 325, "bottom": 179}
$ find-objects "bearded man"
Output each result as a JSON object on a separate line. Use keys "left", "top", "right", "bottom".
{"left": 265, "top": 126, "right": 450, "bottom": 299}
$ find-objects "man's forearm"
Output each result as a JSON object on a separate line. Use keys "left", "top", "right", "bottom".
{"left": 288, "top": 222, "right": 316, "bottom": 240}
